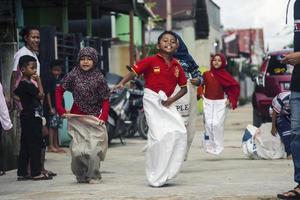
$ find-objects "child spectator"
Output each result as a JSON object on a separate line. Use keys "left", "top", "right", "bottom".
{"left": 270, "top": 91, "right": 292, "bottom": 159}
{"left": 45, "top": 60, "right": 65, "bottom": 153}
{"left": 56, "top": 47, "right": 110, "bottom": 184}
{"left": 200, "top": 53, "right": 240, "bottom": 155}
{"left": 115, "top": 31, "right": 188, "bottom": 187}
{"left": 14, "top": 55, "right": 52, "bottom": 181}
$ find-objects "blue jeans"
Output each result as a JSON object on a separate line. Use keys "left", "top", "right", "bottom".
{"left": 290, "top": 91, "right": 300, "bottom": 184}
{"left": 277, "top": 116, "right": 292, "bottom": 156}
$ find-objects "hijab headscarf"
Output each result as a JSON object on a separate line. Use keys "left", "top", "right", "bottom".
{"left": 61, "top": 47, "right": 110, "bottom": 116}
{"left": 173, "top": 33, "right": 199, "bottom": 69}
{"left": 210, "top": 53, "right": 240, "bottom": 109}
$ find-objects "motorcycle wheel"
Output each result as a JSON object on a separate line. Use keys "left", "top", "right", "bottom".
{"left": 137, "top": 111, "right": 148, "bottom": 140}
{"left": 124, "top": 125, "right": 137, "bottom": 138}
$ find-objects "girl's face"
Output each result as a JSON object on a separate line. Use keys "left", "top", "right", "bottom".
{"left": 212, "top": 55, "right": 222, "bottom": 69}
{"left": 157, "top": 33, "right": 178, "bottom": 55}
{"left": 79, "top": 56, "right": 94, "bottom": 71}
{"left": 25, "top": 30, "right": 40, "bottom": 52}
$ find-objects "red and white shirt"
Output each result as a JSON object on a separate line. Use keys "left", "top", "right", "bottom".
{"left": 132, "top": 54, "right": 187, "bottom": 97}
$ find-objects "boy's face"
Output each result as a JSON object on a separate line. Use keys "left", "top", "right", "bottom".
{"left": 22, "top": 61, "right": 37, "bottom": 77}
{"left": 51, "top": 66, "right": 62, "bottom": 77}
{"left": 79, "top": 56, "right": 94, "bottom": 71}
{"left": 157, "top": 33, "right": 178, "bottom": 55}
{"left": 25, "top": 30, "right": 40, "bottom": 52}
{"left": 212, "top": 55, "right": 222, "bottom": 69}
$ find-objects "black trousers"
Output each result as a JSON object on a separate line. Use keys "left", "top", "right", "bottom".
{"left": 17, "top": 115, "right": 43, "bottom": 177}
{"left": 295, "top": 0, "right": 300, "bottom": 52}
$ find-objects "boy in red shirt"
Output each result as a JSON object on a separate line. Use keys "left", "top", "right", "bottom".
{"left": 115, "top": 31, "right": 187, "bottom": 187}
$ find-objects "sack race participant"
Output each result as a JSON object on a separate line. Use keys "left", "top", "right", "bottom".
{"left": 114, "top": 31, "right": 188, "bottom": 187}
{"left": 172, "top": 33, "right": 202, "bottom": 160}
{"left": 56, "top": 47, "right": 110, "bottom": 184}
{"left": 65, "top": 114, "right": 108, "bottom": 183}
{"left": 200, "top": 54, "right": 240, "bottom": 155}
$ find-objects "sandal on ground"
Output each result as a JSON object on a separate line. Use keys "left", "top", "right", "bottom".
{"left": 42, "top": 170, "right": 57, "bottom": 177}
{"left": 0, "top": 171, "right": 5, "bottom": 176}
{"left": 17, "top": 175, "right": 32, "bottom": 181}
{"left": 277, "top": 185, "right": 300, "bottom": 199}
{"left": 32, "top": 173, "right": 53, "bottom": 181}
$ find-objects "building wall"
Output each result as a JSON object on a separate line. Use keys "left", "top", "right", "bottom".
{"left": 109, "top": 43, "right": 130, "bottom": 76}
{"left": 195, "top": 24, "right": 223, "bottom": 68}
{"left": 115, "top": 14, "right": 142, "bottom": 46}
{"left": 175, "top": 20, "right": 222, "bottom": 68}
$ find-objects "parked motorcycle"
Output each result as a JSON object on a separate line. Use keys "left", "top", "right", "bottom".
{"left": 137, "top": 110, "right": 148, "bottom": 139}
{"left": 105, "top": 72, "right": 146, "bottom": 144}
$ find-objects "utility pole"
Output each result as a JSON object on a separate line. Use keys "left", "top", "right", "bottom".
{"left": 166, "top": 0, "right": 172, "bottom": 30}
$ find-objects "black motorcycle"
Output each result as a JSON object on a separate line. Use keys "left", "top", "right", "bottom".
{"left": 105, "top": 73, "right": 146, "bottom": 144}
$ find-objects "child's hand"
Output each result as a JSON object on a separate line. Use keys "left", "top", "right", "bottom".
{"left": 61, "top": 111, "right": 70, "bottom": 118}
{"left": 31, "top": 74, "right": 40, "bottom": 81}
{"left": 98, "top": 119, "right": 105, "bottom": 126}
{"left": 190, "top": 78, "right": 200, "bottom": 86}
{"left": 112, "top": 83, "right": 124, "bottom": 92}
{"left": 271, "top": 128, "right": 277, "bottom": 136}
{"left": 161, "top": 98, "right": 173, "bottom": 107}
{"left": 225, "top": 99, "right": 231, "bottom": 108}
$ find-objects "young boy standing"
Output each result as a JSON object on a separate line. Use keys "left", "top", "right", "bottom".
{"left": 14, "top": 55, "right": 52, "bottom": 181}
{"left": 45, "top": 60, "right": 65, "bottom": 153}
{"left": 115, "top": 31, "right": 188, "bottom": 187}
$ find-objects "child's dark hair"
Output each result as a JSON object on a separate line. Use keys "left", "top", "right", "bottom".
{"left": 19, "top": 26, "right": 39, "bottom": 44}
{"left": 157, "top": 31, "right": 177, "bottom": 44}
{"left": 19, "top": 55, "right": 37, "bottom": 69}
{"left": 50, "top": 59, "right": 63, "bottom": 69}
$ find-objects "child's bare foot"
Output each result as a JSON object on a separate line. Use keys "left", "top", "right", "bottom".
{"left": 47, "top": 146, "right": 59, "bottom": 153}
{"left": 88, "top": 179, "right": 101, "bottom": 184}
{"left": 56, "top": 148, "right": 66, "bottom": 153}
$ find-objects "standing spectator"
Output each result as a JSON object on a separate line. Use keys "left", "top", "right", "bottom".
{"left": 10, "top": 26, "right": 40, "bottom": 109}
{"left": 114, "top": 31, "right": 187, "bottom": 187}
{"left": 200, "top": 54, "right": 240, "bottom": 155}
{"left": 14, "top": 55, "right": 51, "bottom": 181}
{"left": 9, "top": 26, "right": 55, "bottom": 178}
{"left": 0, "top": 81, "right": 13, "bottom": 176}
{"left": 173, "top": 33, "right": 202, "bottom": 160}
{"left": 277, "top": 0, "right": 300, "bottom": 198}
{"left": 56, "top": 47, "right": 110, "bottom": 184}
{"left": 45, "top": 60, "right": 65, "bottom": 153}
{"left": 270, "top": 91, "right": 292, "bottom": 159}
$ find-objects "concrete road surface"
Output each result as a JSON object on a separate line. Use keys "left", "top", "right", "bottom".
{"left": 0, "top": 104, "right": 294, "bottom": 200}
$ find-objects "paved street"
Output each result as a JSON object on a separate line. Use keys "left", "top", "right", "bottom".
{"left": 0, "top": 103, "right": 294, "bottom": 200}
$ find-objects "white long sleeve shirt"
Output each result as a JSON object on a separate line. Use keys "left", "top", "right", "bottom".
{"left": 0, "top": 83, "right": 12, "bottom": 131}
